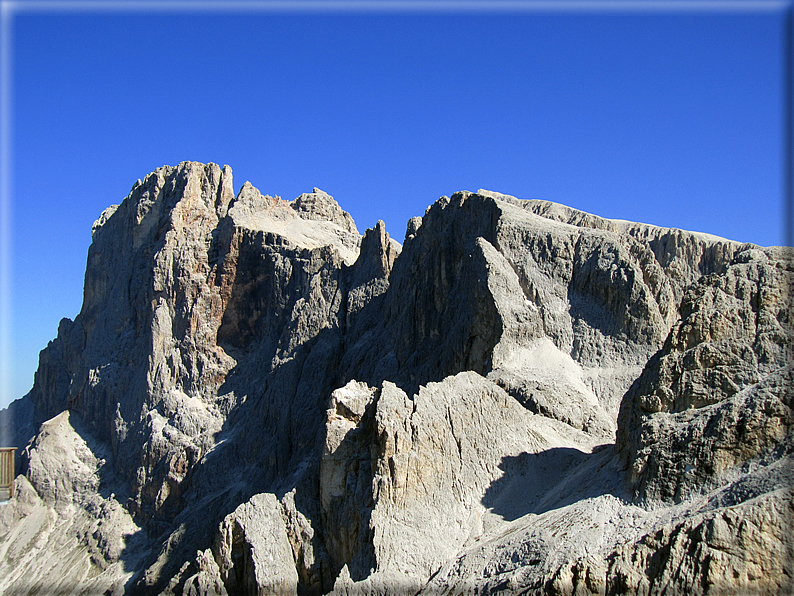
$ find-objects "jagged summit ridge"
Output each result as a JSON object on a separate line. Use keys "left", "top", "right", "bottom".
{"left": 0, "top": 161, "right": 791, "bottom": 596}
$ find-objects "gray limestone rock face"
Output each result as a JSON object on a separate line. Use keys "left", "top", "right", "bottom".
{"left": 368, "top": 373, "right": 600, "bottom": 583}
{"left": 602, "top": 488, "right": 794, "bottom": 596}
{"left": 0, "top": 165, "right": 790, "bottom": 596}
{"left": 617, "top": 246, "right": 794, "bottom": 502}
{"left": 213, "top": 493, "right": 299, "bottom": 596}
{"left": 313, "top": 372, "right": 603, "bottom": 596}
{"left": 320, "top": 381, "right": 378, "bottom": 581}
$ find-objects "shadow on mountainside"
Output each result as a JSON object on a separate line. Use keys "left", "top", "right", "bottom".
{"left": 62, "top": 413, "right": 154, "bottom": 592}
{"left": 0, "top": 396, "right": 35, "bottom": 475}
{"left": 482, "top": 443, "right": 627, "bottom": 521}
{"left": 120, "top": 324, "right": 351, "bottom": 595}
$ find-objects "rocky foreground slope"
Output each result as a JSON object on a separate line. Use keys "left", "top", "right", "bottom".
{"left": 0, "top": 161, "right": 791, "bottom": 595}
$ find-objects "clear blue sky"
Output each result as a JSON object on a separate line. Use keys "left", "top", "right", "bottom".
{"left": 1, "top": 1, "right": 790, "bottom": 408}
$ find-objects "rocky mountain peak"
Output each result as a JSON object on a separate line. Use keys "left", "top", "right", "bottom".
{"left": 289, "top": 187, "right": 359, "bottom": 235}
{"left": 0, "top": 164, "right": 790, "bottom": 596}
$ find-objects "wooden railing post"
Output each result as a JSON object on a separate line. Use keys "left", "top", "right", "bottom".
{"left": 0, "top": 447, "right": 15, "bottom": 502}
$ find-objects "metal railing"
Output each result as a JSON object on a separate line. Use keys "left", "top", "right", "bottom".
{"left": 0, "top": 448, "right": 15, "bottom": 502}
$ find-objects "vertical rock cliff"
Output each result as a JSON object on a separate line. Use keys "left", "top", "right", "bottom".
{"left": 1, "top": 162, "right": 790, "bottom": 595}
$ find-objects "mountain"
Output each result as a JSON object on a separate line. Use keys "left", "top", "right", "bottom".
{"left": 0, "top": 161, "right": 791, "bottom": 595}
